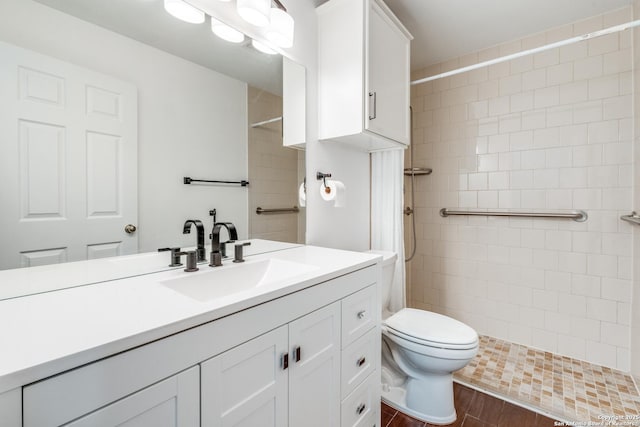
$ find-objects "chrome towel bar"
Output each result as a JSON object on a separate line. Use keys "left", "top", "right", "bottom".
{"left": 256, "top": 206, "right": 300, "bottom": 215}
{"left": 621, "top": 212, "right": 640, "bottom": 225}
{"left": 439, "top": 208, "right": 588, "bottom": 222}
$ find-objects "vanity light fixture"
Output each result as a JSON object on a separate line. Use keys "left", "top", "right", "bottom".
{"left": 266, "top": 6, "right": 294, "bottom": 48}
{"left": 237, "top": 0, "right": 271, "bottom": 27}
{"left": 211, "top": 17, "right": 245, "bottom": 43}
{"left": 163, "top": 0, "right": 205, "bottom": 24}
{"left": 251, "top": 39, "right": 277, "bottom": 55}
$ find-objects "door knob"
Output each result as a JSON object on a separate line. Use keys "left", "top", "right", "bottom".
{"left": 124, "top": 224, "right": 137, "bottom": 234}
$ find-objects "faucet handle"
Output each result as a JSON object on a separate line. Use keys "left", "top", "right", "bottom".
{"left": 209, "top": 250, "right": 223, "bottom": 267}
{"left": 169, "top": 247, "right": 183, "bottom": 267}
{"left": 233, "top": 242, "right": 251, "bottom": 263}
{"left": 184, "top": 251, "right": 199, "bottom": 272}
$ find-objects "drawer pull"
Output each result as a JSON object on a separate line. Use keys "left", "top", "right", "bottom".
{"left": 281, "top": 353, "right": 289, "bottom": 370}
{"left": 356, "top": 403, "right": 366, "bottom": 415}
{"left": 357, "top": 310, "right": 366, "bottom": 319}
{"left": 357, "top": 356, "right": 366, "bottom": 367}
{"left": 293, "top": 346, "right": 301, "bottom": 362}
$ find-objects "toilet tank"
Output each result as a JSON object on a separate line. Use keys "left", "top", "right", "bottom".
{"left": 367, "top": 250, "right": 397, "bottom": 310}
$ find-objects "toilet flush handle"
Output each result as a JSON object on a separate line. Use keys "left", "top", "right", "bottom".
{"left": 357, "top": 310, "right": 366, "bottom": 319}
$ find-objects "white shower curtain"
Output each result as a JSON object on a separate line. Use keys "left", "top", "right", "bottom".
{"left": 371, "top": 148, "right": 406, "bottom": 313}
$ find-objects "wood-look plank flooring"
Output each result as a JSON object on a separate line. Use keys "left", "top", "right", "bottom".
{"left": 381, "top": 383, "right": 559, "bottom": 427}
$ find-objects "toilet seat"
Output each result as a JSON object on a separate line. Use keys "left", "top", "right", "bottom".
{"left": 383, "top": 308, "right": 478, "bottom": 350}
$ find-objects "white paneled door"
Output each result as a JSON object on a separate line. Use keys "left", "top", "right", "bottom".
{"left": 0, "top": 42, "right": 138, "bottom": 269}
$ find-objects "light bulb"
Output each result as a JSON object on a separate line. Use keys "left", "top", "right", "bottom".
{"left": 211, "top": 18, "right": 245, "bottom": 43}
{"left": 237, "top": 0, "right": 270, "bottom": 27}
{"left": 163, "top": 0, "right": 205, "bottom": 24}
{"left": 266, "top": 8, "right": 294, "bottom": 48}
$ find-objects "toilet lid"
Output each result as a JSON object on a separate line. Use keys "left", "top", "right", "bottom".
{"left": 384, "top": 308, "right": 478, "bottom": 347}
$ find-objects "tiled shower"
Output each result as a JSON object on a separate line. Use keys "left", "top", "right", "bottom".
{"left": 406, "top": 6, "right": 634, "bottom": 374}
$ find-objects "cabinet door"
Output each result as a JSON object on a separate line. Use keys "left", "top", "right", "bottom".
{"left": 65, "top": 367, "right": 199, "bottom": 427}
{"left": 289, "top": 302, "right": 341, "bottom": 427}
{"left": 201, "top": 326, "right": 289, "bottom": 427}
{"left": 365, "top": 0, "right": 410, "bottom": 145}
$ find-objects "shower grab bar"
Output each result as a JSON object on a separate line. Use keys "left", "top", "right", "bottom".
{"left": 250, "top": 116, "right": 282, "bottom": 128}
{"left": 256, "top": 206, "right": 300, "bottom": 215}
{"left": 439, "top": 208, "right": 588, "bottom": 222}
{"left": 621, "top": 212, "right": 640, "bottom": 226}
{"left": 403, "top": 167, "right": 432, "bottom": 176}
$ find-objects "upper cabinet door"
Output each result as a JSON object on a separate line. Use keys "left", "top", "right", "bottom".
{"left": 365, "top": 0, "right": 411, "bottom": 146}
{"left": 317, "top": 0, "right": 412, "bottom": 151}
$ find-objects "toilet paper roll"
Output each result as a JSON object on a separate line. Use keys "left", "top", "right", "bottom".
{"left": 320, "top": 179, "right": 346, "bottom": 207}
{"left": 298, "top": 182, "right": 306, "bottom": 207}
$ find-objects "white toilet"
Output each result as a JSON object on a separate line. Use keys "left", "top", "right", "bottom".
{"left": 371, "top": 250, "right": 479, "bottom": 425}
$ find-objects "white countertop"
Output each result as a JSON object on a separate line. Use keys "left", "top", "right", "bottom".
{"left": 0, "top": 239, "right": 302, "bottom": 301}
{"left": 0, "top": 244, "right": 380, "bottom": 394}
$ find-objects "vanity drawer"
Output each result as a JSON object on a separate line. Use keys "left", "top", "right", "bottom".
{"left": 342, "top": 284, "right": 377, "bottom": 347}
{"left": 355, "top": 408, "right": 379, "bottom": 427}
{"left": 341, "top": 372, "right": 377, "bottom": 427}
{"left": 341, "top": 328, "right": 376, "bottom": 399}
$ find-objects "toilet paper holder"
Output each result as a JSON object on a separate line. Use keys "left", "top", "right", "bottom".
{"left": 316, "top": 171, "right": 332, "bottom": 190}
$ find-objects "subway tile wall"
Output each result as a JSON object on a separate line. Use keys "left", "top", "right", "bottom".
{"left": 632, "top": 1, "right": 640, "bottom": 382}
{"left": 406, "top": 7, "right": 634, "bottom": 370}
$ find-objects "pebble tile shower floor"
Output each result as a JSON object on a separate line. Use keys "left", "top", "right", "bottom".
{"left": 453, "top": 335, "right": 640, "bottom": 424}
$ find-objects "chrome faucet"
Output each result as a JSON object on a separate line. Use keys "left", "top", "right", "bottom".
{"left": 182, "top": 219, "right": 206, "bottom": 263}
{"left": 209, "top": 222, "right": 238, "bottom": 267}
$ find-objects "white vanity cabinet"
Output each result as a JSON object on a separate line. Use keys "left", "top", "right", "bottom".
{"left": 22, "top": 353, "right": 201, "bottom": 427}
{"left": 0, "top": 389, "right": 20, "bottom": 427}
{"left": 62, "top": 368, "right": 199, "bottom": 427}
{"left": 201, "top": 302, "right": 341, "bottom": 427}
{"left": 201, "top": 326, "right": 289, "bottom": 426}
{"left": 17, "top": 260, "right": 380, "bottom": 427}
{"left": 317, "top": 0, "right": 412, "bottom": 151}
{"left": 340, "top": 285, "right": 380, "bottom": 426}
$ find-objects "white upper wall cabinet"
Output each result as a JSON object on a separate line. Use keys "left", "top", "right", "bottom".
{"left": 317, "top": 0, "right": 412, "bottom": 151}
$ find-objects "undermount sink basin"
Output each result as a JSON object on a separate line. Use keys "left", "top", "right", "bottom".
{"left": 160, "top": 258, "right": 319, "bottom": 302}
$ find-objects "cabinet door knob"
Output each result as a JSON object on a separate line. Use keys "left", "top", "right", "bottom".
{"left": 357, "top": 310, "right": 366, "bottom": 319}
{"left": 356, "top": 403, "right": 366, "bottom": 415}
{"left": 357, "top": 356, "right": 366, "bottom": 367}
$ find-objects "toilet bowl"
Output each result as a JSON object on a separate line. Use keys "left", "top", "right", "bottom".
{"left": 369, "top": 250, "right": 479, "bottom": 425}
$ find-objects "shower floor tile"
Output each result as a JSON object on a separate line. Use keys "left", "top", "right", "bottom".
{"left": 454, "top": 335, "right": 640, "bottom": 425}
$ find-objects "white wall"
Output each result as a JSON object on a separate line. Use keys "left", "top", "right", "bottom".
{"left": 0, "top": 0, "right": 248, "bottom": 253}
{"left": 302, "top": 11, "right": 371, "bottom": 253}
{"left": 408, "top": 7, "right": 634, "bottom": 371}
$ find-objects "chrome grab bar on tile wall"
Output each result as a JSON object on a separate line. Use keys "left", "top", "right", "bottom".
{"left": 439, "top": 208, "right": 588, "bottom": 222}
{"left": 621, "top": 212, "right": 640, "bottom": 225}
{"left": 256, "top": 206, "right": 300, "bottom": 215}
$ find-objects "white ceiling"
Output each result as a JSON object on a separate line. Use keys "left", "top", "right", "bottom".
{"left": 35, "top": 0, "right": 636, "bottom": 81}
{"left": 383, "top": 0, "right": 634, "bottom": 70}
